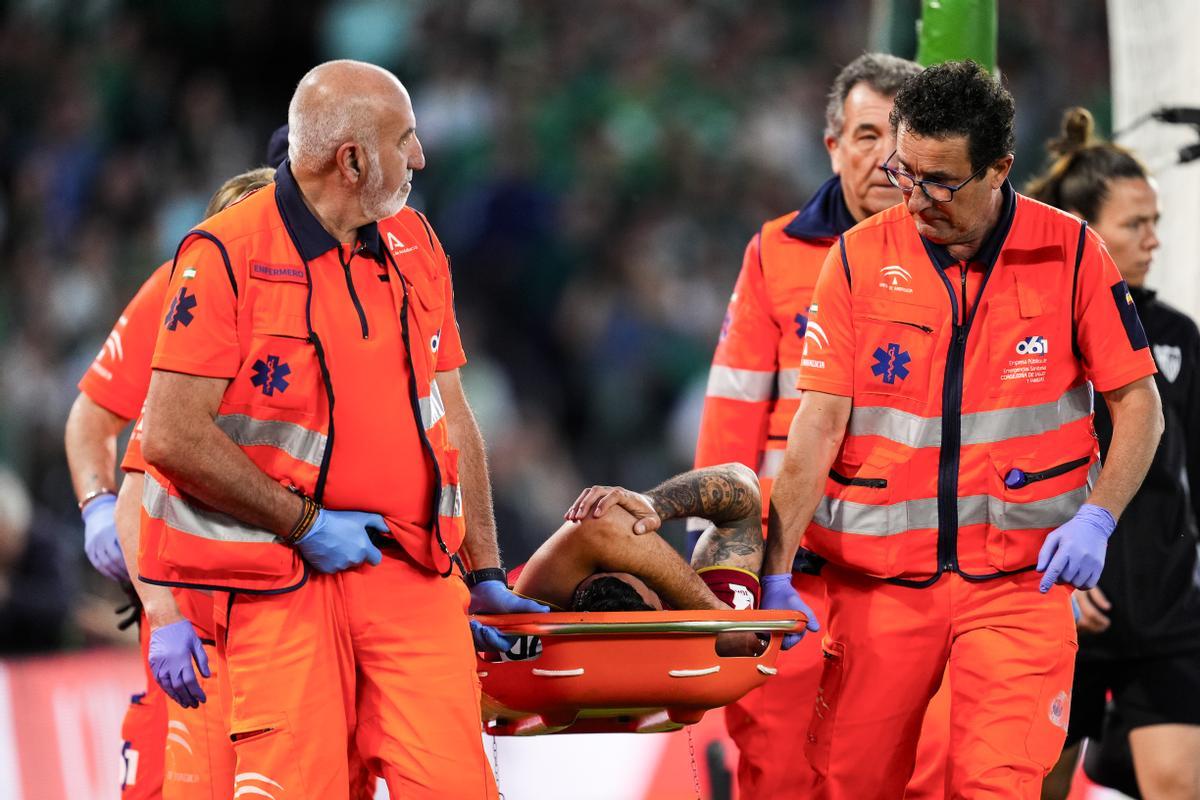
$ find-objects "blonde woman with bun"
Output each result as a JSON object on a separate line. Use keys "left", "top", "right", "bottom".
{"left": 1031, "top": 108, "right": 1200, "bottom": 800}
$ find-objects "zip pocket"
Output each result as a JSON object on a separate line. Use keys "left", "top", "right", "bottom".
{"left": 829, "top": 469, "right": 887, "bottom": 489}
{"left": 865, "top": 314, "right": 935, "bottom": 334}
{"left": 1004, "top": 456, "right": 1089, "bottom": 489}
{"left": 886, "top": 320, "right": 933, "bottom": 333}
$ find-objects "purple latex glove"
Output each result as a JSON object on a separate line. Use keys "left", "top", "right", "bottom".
{"left": 149, "top": 619, "right": 210, "bottom": 709}
{"left": 761, "top": 574, "right": 821, "bottom": 650}
{"left": 81, "top": 494, "right": 128, "bottom": 582}
{"left": 469, "top": 579, "right": 549, "bottom": 652}
{"left": 296, "top": 510, "right": 385, "bottom": 573}
{"left": 1037, "top": 503, "right": 1117, "bottom": 593}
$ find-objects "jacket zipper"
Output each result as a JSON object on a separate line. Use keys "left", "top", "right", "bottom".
{"left": 1005, "top": 456, "right": 1090, "bottom": 489}
{"left": 828, "top": 469, "right": 887, "bottom": 489}
{"left": 338, "top": 248, "right": 369, "bottom": 339}
{"left": 934, "top": 261, "right": 994, "bottom": 575}
{"left": 388, "top": 257, "right": 457, "bottom": 578}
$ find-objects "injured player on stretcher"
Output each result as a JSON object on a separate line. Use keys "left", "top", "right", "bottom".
{"left": 506, "top": 463, "right": 774, "bottom": 655}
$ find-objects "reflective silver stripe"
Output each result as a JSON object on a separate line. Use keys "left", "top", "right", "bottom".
{"left": 959, "top": 480, "right": 1094, "bottom": 530}
{"left": 439, "top": 484, "right": 463, "bottom": 518}
{"left": 847, "top": 384, "right": 1093, "bottom": 449}
{"left": 215, "top": 414, "right": 326, "bottom": 468}
{"left": 758, "top": 449, "right": 786, "bottom": 479}
{"left": 961, "top": 384, "right": 1092, "bottom": 446}
{"left": 776, "top": 368, "right": 802, "bottom": 400}
{"left": 815, "top": 478, "right": 1095, "bottom": 537}
{"left": 142, "top": 473, "right": 276, "bottom": 544}
{"left": 419, "top": 382, "right": 446, "bottom": 431}
{"left": 813, "top": 495, "right": 928, "bottom": 537}
{"left": 705, "top": 366, "right": 775, "bottom": 403}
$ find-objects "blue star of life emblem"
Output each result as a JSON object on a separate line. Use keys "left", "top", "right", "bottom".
{"left": 250, "top": 355, "right": 291, "bottom": 396}
{"left": 794, "top": 313, "right": 808, "bottom": 340}
{"left": 871, "top": 343, "right": 911, "bottom": 384}
{"left": 163, "top": 288, "right": 197, "bottom": 330}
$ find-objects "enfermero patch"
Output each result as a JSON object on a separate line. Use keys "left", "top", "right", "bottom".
{"left": 250, "top": 261, "right": 307, "bottom": 284}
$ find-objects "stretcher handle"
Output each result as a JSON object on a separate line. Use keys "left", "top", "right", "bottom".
{"left": 481, "top": 617, "right": 806, "bottom": 636}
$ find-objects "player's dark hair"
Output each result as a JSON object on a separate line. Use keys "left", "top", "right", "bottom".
{"left": 890, "top": 60, "right": 1015, "bottom": 171}
{"left": 1025, "top": 107, "right": 1148, "bottom": 222}
{"left": 571, "top": 576, "right": 654, "bottom": 612}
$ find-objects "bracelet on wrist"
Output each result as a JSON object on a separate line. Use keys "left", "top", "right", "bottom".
{"left": 465, "top": 567, "right": 507, "bottom": 588}
{"left": 78, "top": 488, "right": 116, "bottom": 512}
{"left": 283, "top": 495, "right": 320, "bottom": 544}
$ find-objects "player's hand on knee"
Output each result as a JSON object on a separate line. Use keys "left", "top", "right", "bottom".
{"left": 1037, "top": 504, "right": 1115, "bottom": 592}
{"left": 296, "top": 510, "right": 386, "bottom": 573}
{"left": 761, "top": 573, "right": 820, "bottom": 649}
{"left": 148, "top": 618, "right": 210, "bottom": 709}
{"left": 565, "top": 486, "right": 661, "bottom": 534}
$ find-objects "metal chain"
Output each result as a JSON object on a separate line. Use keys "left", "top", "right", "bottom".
{"left": 687, "top": 726, "right": 701, "bottom": 800}
{"left": 491, "top": 732, "right": 504, "bottom": 799}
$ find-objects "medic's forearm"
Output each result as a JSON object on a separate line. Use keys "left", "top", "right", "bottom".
{"left": 64, "top": 394, "right": 130, "bottom": 502}
{"left": 762, "top": 393, "right": 849, "bottom": 574}
{"left": 438, "top": 373, "right": 501, "bottom": 570}
{"left": 142, "top": 376, "right": 301, "bottom": 537}
{"left": 1089, "top": 376, "right": 1163, "bottom": 519}
{"left": 113, "top": 474, "right": 185, "bottom": 629}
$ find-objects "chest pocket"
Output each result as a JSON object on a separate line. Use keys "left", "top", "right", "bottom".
{"left": 404, "top": 270, "right": 447, "bottom": 375}
{"left": 235, "top": 279, "right": 320, "bottom": 415}
{"left": 852, "top": 298, "right": 940, "bottom": 403}
{"left": 984, "top": 269, "right": 1062, "bottom": 400}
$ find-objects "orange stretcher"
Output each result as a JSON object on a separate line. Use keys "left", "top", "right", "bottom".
{"left": 475, "top": 609, "right": 806, "bottom": 735}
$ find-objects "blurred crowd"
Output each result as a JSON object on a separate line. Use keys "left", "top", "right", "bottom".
{"left": 0, "top": 0, "right": 1112, "bottom": 652}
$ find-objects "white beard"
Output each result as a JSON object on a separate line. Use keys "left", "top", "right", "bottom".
{"left": 360, "top": 149, "right": 411, "bottom": 220}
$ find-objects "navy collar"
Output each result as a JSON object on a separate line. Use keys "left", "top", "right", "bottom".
{"left": 274, "top": 160, "right": 384, "bottom": 262}
{"left": 782, "top": 176, "right": 858, "bottom": 241}
{"left": 922, "top": 179, "right": 1016, "bottom": 270}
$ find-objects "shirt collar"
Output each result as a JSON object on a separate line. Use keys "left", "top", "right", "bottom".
{"left": 783, "top": 176, "right": 858, "bottom": 241}
{"left": 274, "top": 159, "right": 384, "bottom": 263}
{"left": 922, "top": 179, "right": 1016, "bottom": 271}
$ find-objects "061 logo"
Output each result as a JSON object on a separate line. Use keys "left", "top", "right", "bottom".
{"left": 1015, "top": 335, "right": 1048, "bottom": 355}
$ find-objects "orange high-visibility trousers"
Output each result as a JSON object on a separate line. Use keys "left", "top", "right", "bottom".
{"left": 161, "top": 641, "right": 236, "bottom": 800}
{"left": 725, "top": 572, "right": 951, "bottom": 798}
{"left": 808, "top": 567, "right": 1077, "bottom": 800}
{"left": 217, "top": 552, "right": 496, "bottom": 800}
{"left": 122, "top": 613, "right": 167, "bottom": 800}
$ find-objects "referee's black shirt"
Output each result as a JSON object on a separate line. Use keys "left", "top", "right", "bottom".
{"left": 1083, "top": 285, "right": 1200, "bottom": 660}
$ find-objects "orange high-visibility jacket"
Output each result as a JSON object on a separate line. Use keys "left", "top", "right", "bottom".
{"left": 139, "top": 187, "right": 465, "bottom": 593}
{"left": 797, "top": 185, "right": 1157, "bottom": 585}
{"left": 695, "top": 178, "right": 855, "bottom": 522}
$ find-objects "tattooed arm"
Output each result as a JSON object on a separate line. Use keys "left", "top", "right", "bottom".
{"left": 644, "top": 464, "right": 764, "bottom": 574}
{"left": 563, "top": 464, "right": 764, "bottom": 573}
{"left": 644, "top": 463, "right": 761, "bottom": 527}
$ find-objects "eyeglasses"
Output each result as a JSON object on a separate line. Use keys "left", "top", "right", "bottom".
{"left": 879, "top": 151, "right": 989, "bottom": 203}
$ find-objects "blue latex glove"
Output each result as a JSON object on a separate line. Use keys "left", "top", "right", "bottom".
{"left": 296, "top": 510, "right": 386, "bottom": 573}
{"left": 149, "top": 619, "right": 210, "bottom": 709}
{"left": 469, "top": 579, "right": 549, "bottom": 652}
{"left": 81, "top": 494, "right": 128, "bottom": 582}
{"left": 761, "top": 573, "right": 821, "bottom": 650}
{"left": 470, "top": 619, "right": 515, "bottom": 652}
{"left": 1037, "top": 503, "right": 1117, "bottom": 593}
